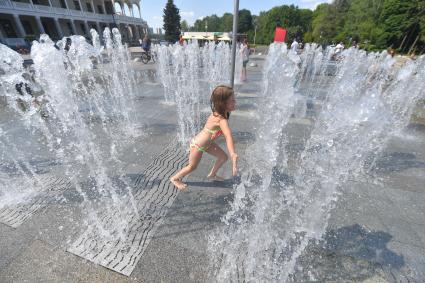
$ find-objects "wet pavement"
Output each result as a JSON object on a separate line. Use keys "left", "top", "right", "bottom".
{"left": 0, "top": 54, "right": 424, "bottom": 282}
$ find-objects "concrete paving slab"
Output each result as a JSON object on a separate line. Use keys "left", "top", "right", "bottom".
{"left": 67, "top": 144, "right": 187, "bottom": 276}
{"left": 386, "top": 241, "right": 425, "bottom": 280}
{"left": 1, "top": 54, "right": 425, "bottom": 282}
{"left": 0, "top": 240, "right": 135, "bottom": 283}
{"left": 0, "top": 176, "right": 72, "bottom": 228}
{"left": 132, "top": 237, "right": 209, "bottom": 283}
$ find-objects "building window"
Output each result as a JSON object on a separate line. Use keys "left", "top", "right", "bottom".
{"left": 0, "top": 19, "right": 17, "bottom": 37}
{"left": 104, "top": 1, "right": 113, "bottom": 14}
{"left": 97, "top": 5, "right": 103, "bottom": 14}
{"left": 22, "top": 20, "right": 34, "bottom": 34}
{"left": 67, "top": 22, "right": 73, "bottom": 34}
{"left": 86, "top": 3, "right": 93, "bottom": 12}
{"left": 80, "top": 23, "right": 86, "bottom": 34}
{"left": 73, "top": 0, "right": 80, "bottom": 10}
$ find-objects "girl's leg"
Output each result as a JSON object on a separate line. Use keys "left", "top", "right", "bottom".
{"left": 170, "top": 148, "right": 203, "bottom": 190}
{"left": 205, "top": 142, "right": 228, "bottom": 180}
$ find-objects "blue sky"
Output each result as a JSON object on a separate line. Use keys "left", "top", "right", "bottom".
{"left": 137, "top": 0, "right": 331, "bottom": 30}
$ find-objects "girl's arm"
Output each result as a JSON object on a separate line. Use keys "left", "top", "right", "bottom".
{"left": 219, "top": 118, "right": 238, "bottom": 176}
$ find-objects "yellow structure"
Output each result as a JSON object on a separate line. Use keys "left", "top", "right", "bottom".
{"left": 182, "top": 32, "right": 231, "bottom": 41}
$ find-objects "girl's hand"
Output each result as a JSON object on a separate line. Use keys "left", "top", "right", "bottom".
{"left": 231, "top": 153, "right": 238, "bottom": 176}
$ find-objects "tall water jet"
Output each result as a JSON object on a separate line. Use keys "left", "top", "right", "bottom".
{"left": 0, "top": 28, "right": 141, "bottom": 242}
{"left": 208, "top": 42, "right": 301, "bottom": 281}
{"left": 0, "top": 40, "right": 56, "bottom": 214}
{"left": 155, "top": 40, "right": 243, "bottom": 144}
{"left": 208, "top": 44, "right": 425, "bottom": 282}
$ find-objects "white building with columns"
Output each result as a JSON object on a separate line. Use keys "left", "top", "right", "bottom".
{"left": 0, "top": 0, "right": 148, "bottom": 47}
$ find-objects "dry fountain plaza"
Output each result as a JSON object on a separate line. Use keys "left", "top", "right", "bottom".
{"left": 0, "top": 46, "right": 425, "bottom": 282}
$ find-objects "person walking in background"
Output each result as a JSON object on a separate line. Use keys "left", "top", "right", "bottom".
{"left": 290, "top": 38, "right": 299, "bottom": 54}
{"left": 142, "top": 35, "right": 151, "bottom": 53}
{"left": 241, "top": 38, "right": 250, "bottom": 82}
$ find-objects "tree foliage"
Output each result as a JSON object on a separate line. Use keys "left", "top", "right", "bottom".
{"left": 185, "top": 0, "right": 425, "bottom": 53}
{"left": 255, "top": 5, "right": 313, "bottom": 44}
{"left": 309, "top": 0, "right": 425, "bottom": 52}
{"left": 238, "top": 9, "right": 254, "bottom": 33}
{"left": 180, "top": 20, "right": 189, "bottom": 32}
{"left": 221, "top": 13, "right": 234, "bottom": 32}
{"left": 163, "top": 0, "right": 181, "bottom": 43}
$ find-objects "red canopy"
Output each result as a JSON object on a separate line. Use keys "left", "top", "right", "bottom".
{"left": 274, "top": 27, "right": 287, "bottom": 43}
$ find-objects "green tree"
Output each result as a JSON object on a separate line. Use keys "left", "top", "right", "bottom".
{"left": 381, "top": 0, "right": 425, "bottom": 52}
{"left": 193, "top": 18, "right": 207, "bottom": 31}
{"left": 191, "top": 13, "right": 233, "bottom": 32}
{"left": 163, "top": 0, "right": 181, "bottom": 42}
{"left": 238, "top": 9, "right": 253, "bottom": 33}
{"left": 246, "top": 15, "right": 259, "bottom": 44}
{"left": 255, "top": 5, "right": 312, "bottom": 44}
{"left": 339, "top": 0, "right": 386, "bottom": 50}
{"left": 180, "top": 20, "right": 189, "bottom": 32}
{"left": 221, "top": 13, "right": 234, "bottom": 31}
{"left": 206, "top": 15, "right": 221, "bottom": 31}
{"left": 179, "top": 0, "right": 425, "bottom": 53}
{"left": 310, "top": 3, "right": 330, "bottom": 43}
{"left": 310, "top": 1, "right": 352, "bottom": 44}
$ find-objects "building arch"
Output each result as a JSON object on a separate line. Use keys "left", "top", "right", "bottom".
{"left": 123, "top": 3, "right": 130, "bottom": 16}
{"left": 131, "top": 4, "right": 140, "bottom": 18}
{"left": 114, "top": 2, "right": 124, "bottom": 15}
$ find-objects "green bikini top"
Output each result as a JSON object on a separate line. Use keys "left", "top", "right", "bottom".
{"left": 204, "top": 127, "right": 223, "bottom": 140}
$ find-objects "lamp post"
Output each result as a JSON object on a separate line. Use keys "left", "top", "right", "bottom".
{"left": 253, "top": 25, "right": 257, "bottom": 53}
{"left": 230, "top": 0, "right": 239, "bottom": 88}
{"left": 252, "top": 16, "right": 257, "bottom": 53}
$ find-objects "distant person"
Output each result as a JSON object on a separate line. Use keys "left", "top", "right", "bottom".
{"left": 213, "top": 35, "right": 219, "bottom": 45}
{"left": 142, "top": 35, "right": 151, "bottom": 52}
{"left": 170, "top": 85, "right": 238, "bottom": 190}
{"left": 241, "top": 38, "right": 250, "bottom": 82}
{"left": 179, "top": 34, "right": 184, "bottom": 45}
{"left": 335, "top": 42, "right": 344, "bottom": 54}
{"left": 388, "top": 48, "right": 396, "bottom": 58}
{"left": 352, "top": 40, "right": 359, "bottom": 48}
{"left": 290, "top": 38, "right": 299, "bottom": 54}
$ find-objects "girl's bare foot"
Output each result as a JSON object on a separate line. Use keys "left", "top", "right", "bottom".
{"left": 207, "top": 174, "right": 225, "bottom": 181}
{"left": 170, "top": 178, "right": 187, "bottom": 190}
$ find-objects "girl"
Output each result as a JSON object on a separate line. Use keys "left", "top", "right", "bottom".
{"left": 170, "top": 85, "right": 238, "bottom": 190}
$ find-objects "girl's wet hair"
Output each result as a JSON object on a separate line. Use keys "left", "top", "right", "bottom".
{"left": 210, "top": 85, "right": 234, "bottom": 119}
